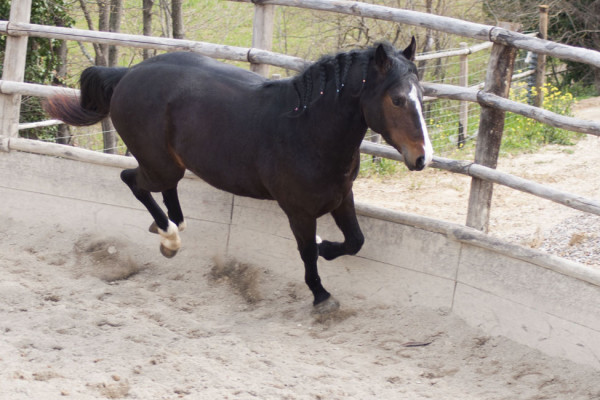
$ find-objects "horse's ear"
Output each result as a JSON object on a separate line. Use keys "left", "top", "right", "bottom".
{"left": 375, "top": 43, "right": 393, "bottom": 73}
{"left": 402, "top": 36, "right": 417, "bottom": 61}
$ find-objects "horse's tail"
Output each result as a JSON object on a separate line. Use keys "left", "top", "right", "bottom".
{"left": 44, "top": 66, "right": 129, "bottom": 126}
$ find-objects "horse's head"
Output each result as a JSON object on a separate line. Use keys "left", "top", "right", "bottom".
{"left": 361, "top": 39, "right": 433, "bottom": 171}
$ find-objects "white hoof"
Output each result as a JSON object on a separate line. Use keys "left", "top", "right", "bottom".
{"left": 157, "top": 220, "right": 181, "bottom": 255}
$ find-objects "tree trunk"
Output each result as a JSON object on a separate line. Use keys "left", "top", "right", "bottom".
{"left": 102, "top": 0, "right": 123, "bottom": 154}
{"left": 143, "top": 0, "right": 154, "bottom": 59}
{"left": 95, "top": 0, "right": 110, "bottom": 66}
{"left": 172, "top": 0, "right": 184, "bottom": 39}
{"left": 94, "top": 0, "right": 122, "bottom": 153}
{"left": 417, "top": 0, "right": 434, "bottom": 76}
{"left": 78, "top": 0, "right": 101, "bottom": 62}
{"left": 108, "top": 0, "right": 123, "bottom": 67}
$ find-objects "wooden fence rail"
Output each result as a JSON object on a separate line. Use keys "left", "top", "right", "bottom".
{"left": 0, "top": 21, "right": 309, "bottom": 72}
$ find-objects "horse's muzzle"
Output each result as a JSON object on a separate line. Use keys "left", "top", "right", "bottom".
{"left": 414, "top": 155, "right": 426, "bottom": 171}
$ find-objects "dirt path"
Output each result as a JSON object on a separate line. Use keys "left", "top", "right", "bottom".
{"left": 354, "top": 97, "right": 600, "bottom": 267}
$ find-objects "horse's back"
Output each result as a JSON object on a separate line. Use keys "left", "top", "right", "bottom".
{"left": 109, "top": 52, "right": 272, "bottom": 197}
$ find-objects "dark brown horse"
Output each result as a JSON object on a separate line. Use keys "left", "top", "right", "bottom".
{"left": 45, "top": 39, "right": 433, "bottom": 312}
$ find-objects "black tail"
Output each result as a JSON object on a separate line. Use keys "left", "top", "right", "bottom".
{"left": 44, "top": 66, "right": 128, "bottom": 126}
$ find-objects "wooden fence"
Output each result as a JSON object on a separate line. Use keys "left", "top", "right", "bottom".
{"left": 1, "top": 0, "right": 600, "bottom": 235}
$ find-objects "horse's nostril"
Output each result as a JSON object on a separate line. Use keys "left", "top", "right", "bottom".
{"left": 415, "top": 156, "right": 426, "bottom": 171}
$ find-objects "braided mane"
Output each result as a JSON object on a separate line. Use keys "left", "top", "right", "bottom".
{"left": 288, "top": 47, "right": 372, "bottom": 115}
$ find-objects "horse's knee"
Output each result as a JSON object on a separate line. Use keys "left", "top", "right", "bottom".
{"left": 346, "top": 233, "right": 364, "bottom": 255}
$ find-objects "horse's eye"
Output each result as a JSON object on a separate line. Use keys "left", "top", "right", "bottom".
{"left": 391, "top": 96, "right": 405, "bottom": 107}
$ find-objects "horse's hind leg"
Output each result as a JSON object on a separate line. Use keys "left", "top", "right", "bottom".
{"left": 121, "top": 168, "right": 181, "bottom": 258}
{"left": 149, "top": 187, "right": 186, "bottom": 233}
{"left": 318, "top": 190, "right": 365, "bottom": 261}
{"left": 163, "top": 188, "right": 186, "bottom": 230}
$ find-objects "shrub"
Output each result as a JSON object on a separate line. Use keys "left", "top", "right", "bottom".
{"left": 502, "top": 82, "right": 581, "bottom": 152}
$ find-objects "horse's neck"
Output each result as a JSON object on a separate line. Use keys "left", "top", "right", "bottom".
{"left": 304, "top": 95, "right": 368, "bottom": 166}
{"left": 271, "top": 76, "right": 368, "bottom": 161}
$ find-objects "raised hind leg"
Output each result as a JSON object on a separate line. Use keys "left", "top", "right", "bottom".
{"left": 287, "top": 213, "right": 339, "bottom": 312}
{"left": 121, "top": 168, "right": 181, "bottom": 258}
{"left": 318, "top": 190, "right": 365, "bottom": 261}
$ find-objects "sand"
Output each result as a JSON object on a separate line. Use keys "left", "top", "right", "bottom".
{"left": 1, "top": 222, "right": 599, "bottom": 399}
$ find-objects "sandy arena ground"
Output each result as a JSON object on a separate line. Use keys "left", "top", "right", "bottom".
{"left": 1, "top": 99, "right": 599, "bottom": 399}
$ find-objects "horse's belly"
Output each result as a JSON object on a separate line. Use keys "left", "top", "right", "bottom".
{"left": 185, "top": 164, "right": 272, "bottom": 200}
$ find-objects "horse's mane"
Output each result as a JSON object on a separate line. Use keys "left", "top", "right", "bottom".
{"left": 278, "top": 42, "right": 413, "bottom": 116}
{"left": 283, "top": 47, "right": 371, "bottom": 115}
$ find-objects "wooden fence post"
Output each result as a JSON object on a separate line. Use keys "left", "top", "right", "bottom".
{"left": 466, "top": 23, "right": 519, "bottom": 232}
{"left": 250, "top": 2, "right": 275, "bottom": 77}
{"left": 534, "top": 5, "right": 549, "bottom": 108}
{"left": 458, "top": 42, "right": 469, "bottom": 148}
{"left": 0, "top": 0, "right": 32, "bottom": 143}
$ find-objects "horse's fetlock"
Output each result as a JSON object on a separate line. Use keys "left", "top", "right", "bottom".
{"left": 157, "top": 220, "right": 181, "bottom": 251}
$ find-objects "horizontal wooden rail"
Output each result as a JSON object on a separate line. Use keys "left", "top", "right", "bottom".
{"left": 423, "top": 83, "right": 600, "bottom": 136}
{"left": 416, "top": 34, "right": 533, "bottom": 62}
{"left": 0, "top": 21, "right": 308, "bottom": 72}
{"left": 415, "top": 42, "right": 493, "bottom": 62}
{"left": 359, "top": 141, "right": 600, "bottom": 218}
{"left": 233, "top": 0, "right": 600, "bottom": 69}
{"left": 18, "top": 119, "right": 62, "bottom": 130}
{"left": 0, "top": 80, "right": 78, "bottom": 97}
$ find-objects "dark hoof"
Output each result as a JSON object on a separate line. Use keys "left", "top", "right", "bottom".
{"left": 160, "top": 244, "right": 178, "bottom": 258}
{"left": 312, "top": 296, "right": 340, "bottom": 314}
{"left": 149, "top": 222, "right": 159, "bottom": 234}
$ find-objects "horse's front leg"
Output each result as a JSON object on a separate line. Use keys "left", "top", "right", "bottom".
{"left": 318, "top": 190, "right": 365, "bottom": 261}
{"left": 287, "top": 214, "right": 339, "bottom": 312}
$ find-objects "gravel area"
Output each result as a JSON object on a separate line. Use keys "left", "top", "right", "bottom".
{"left": 510, "top": 213, "right": 600, "bottom": 268}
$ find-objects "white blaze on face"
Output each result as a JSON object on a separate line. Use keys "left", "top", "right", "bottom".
{"left": 409, "top": 84, "right": 434, "bottom": 166}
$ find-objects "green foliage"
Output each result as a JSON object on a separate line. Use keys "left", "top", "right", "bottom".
{"left": 502, "top": 82, "right": 581, "bottom": 152}
{"left": 0, "top": 0, "right": 73, "bottom": 139}
{"left": 359, "top": 154, "right": 400, "bottom": 177}
{"left": 0, "top": 1, "right": 74, "bottom": 83}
